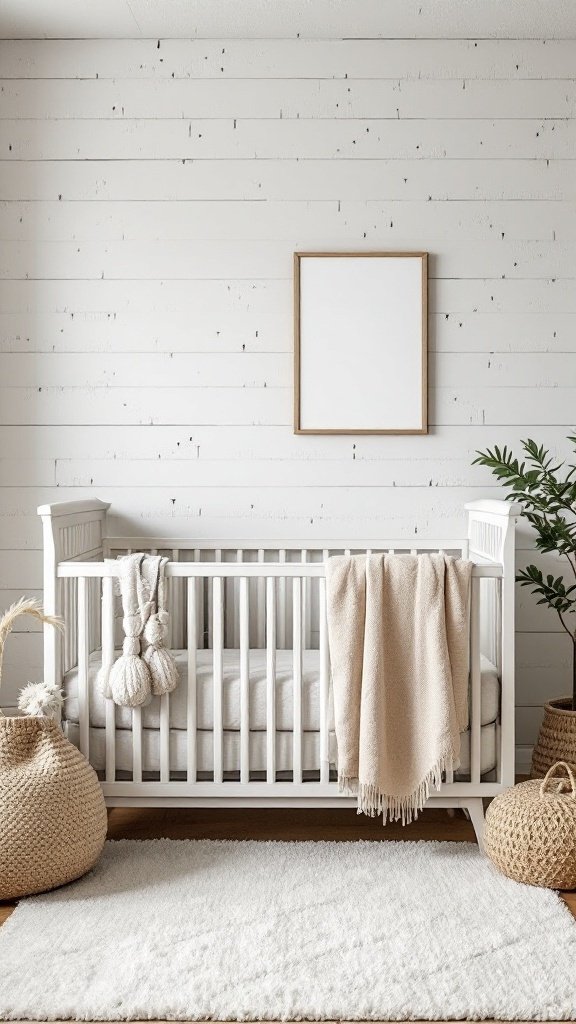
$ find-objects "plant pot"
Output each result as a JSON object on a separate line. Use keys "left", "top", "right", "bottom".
{"left": 530, "top": 698, "right": 576, "bottom": 779}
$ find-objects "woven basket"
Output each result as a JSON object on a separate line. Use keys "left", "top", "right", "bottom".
{"left": 0, "top": 716, "right": 107, "bottom": 900}
{"left": 0, "top": 598, "right": 107, "bottom": 900}
{"left": 531, "top": 698, "right": 576, "bottom": 779}
{"left": 485, "top": 761, "right": 576, "bottom": 889}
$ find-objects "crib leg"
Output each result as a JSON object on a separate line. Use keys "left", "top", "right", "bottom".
{"left": 464, "top": 798, "right": 485, "bottom": 852}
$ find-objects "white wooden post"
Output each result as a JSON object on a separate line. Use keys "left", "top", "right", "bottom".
{"left": 292, "top": 578, "right": 303, "bottom": 784}
{"left": 132, "top": 706, "right": 143, "bottom": 783}
{"left": 266, "top": 576, "right": 277, "bottom": 783}
{"left": 319, "top": 574, "right": 330, "bottom": 785}
{"left": 38, "top": 500, "right": 110, "bottom": 703}
{"left": 77, "top": 576, "right": 89, "bottom": 759}
{"left": 278, "top": 549, "right": 287, "bottom": 649}
{"left": 102, "top": 575, "right": 116, "bottom": 782}
{"left": 257, "top": 549, "right": 266, "bottom": 648}
{"left": 160, "top": 693, "right": 170, "bottom": 783}
{"left": 213, "top": 576, "right": 224, "bottom": 783}
{"left": 239, "top": 575, "right": 250, "bottom": 783}
{"left": 466, "top": 500, "right": 519, "bottom": 788}
{"left": 186, "top": 576, "right": 197, "bottom": 783}
{"left": 470, "top": 576, "right": 482, "bottom": 784}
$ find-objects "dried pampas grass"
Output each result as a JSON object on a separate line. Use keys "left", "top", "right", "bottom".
{"left": 0, "top": 598, "right": 64, "bottom": 714}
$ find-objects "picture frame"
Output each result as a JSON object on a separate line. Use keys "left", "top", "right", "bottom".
{"left": 293, "top": 252, "right": 428, "bottom": 435}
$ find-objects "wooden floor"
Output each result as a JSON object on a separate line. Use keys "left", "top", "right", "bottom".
{"left": 2, "top": 805, "right": 575, "bottom": 928}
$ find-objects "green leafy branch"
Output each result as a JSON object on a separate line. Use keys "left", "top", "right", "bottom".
{"left": 474, "top": 439, "right": 576, "bottom": 575}
{"left": 474, "top": 435, "right": 576, "bottom": 706}
{"left": 516, "top": 565, "right": 576, "bottom": 640}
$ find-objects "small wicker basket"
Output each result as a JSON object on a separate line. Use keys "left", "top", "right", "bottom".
{"left": 485, "top": 761, "right": 576, "bottom": 889}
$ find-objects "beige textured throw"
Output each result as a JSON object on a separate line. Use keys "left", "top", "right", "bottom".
{"left": 326, "top": 553, "right": 472, "bottom": 824}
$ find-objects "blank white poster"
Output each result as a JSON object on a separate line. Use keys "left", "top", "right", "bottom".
{"left": 296, "top": 254, "right": 427, "bottom": 434}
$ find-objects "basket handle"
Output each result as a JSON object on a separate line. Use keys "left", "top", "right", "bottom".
{"left": 540, "top": 761, "right": 576, "bottom": 798}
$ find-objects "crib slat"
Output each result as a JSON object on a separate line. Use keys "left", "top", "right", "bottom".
{"left": 470, "top": 576, "right": 482, "bottom": 784}
{"left": 292, "top": 578, "right": 303, "bottom": 785}
{"left": 213, "top": 576, "right": 224, "bottom": 784}
{"left": 266, "top": 576, "right": 277, "bottom": 783}
{"left": 68, "top": 578, "right": 76, "bottom": 673}
{"left": 319, "top": 575, "right": 330, "bottom": 785}
{"left": 71, "top": 577, "right": 77, "bottom": 673}
{"left": 232, "top": 549, "right": 243, "bottom": 649}
{"left": 102, "top": 575, "right": 116, "bottom": 782}
{"left": 256, "top": 550, "right": 266, "bottom": 648}
{"left": 132, "top": 706, "right": 143, "bottom": 783}
{"left": 301, "top": 549, "right": 312, "bottom": 650}
{"left": 207, "top": 548, "right": 222, "bottom": 650}
{"left": 193, "top": 549, "right": 204, "bottom": 649}
{"left": 160, "top": 693, "right": 170, "bottom": 783}
{"left": 240, "top": 575, "right": 250, "bottom": 783}
{"left": 90, "top": 578, "right": 99, "bottom": 656}
{"left": 186, "top": 576, "right": 197, "bottom": 783}
{"left": 77, "top": 576, "right": 90, "bottom": 760}
{"left": 278, "top": 549, "right": 286, "bottom": 649}
{"left": 63, "top": 578, "right": 70, "bottom": 672}
{"left": 171, "top": 547, "right": 180, "bottom": 649}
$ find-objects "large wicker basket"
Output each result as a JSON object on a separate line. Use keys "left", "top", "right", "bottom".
{"left": 0, "top": 598, "right": 107, "bottom": 900}
{"left": 485, "top": 761, "right": 576, "bottom": 889}
{"left": 0, "top": 716, "right": 107, "bottom": 899}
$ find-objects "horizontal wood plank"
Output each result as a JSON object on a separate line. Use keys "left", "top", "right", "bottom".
{"left": 1, "top": 351, "right": 572, "bottom": 388}
{"left": 1, "top": 158, "right": 574, "bottom": 203}
{"left": 3, "top": 118, "right": 576, "bottom": 161}
{"left": 1, "top": 239, "right": 576, "bottom": 281}
{"left": 2, "top": 78, "right": 576, "bottom": 121}
{"left": 2, "top": 1, "right": 576, "bottom": 41}
{"left": 2, "top": 39, "right": 576, "bottom": 81}
{"left": 3, "top": 200, "right": 576, "bottom": 242}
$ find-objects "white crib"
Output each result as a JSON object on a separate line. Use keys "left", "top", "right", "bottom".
{"left": 38, "top": 498, "right": 519, "bottom": 845}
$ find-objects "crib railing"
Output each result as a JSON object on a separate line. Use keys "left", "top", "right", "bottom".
{"left": 56, "top": 557, "right": 505, "bottom": 802}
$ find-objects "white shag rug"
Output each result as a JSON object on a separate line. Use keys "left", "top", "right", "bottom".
{"left": 1, "top": 839, "right": 575, "bottom": 1021}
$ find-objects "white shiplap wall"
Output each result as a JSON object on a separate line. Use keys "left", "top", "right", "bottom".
{"left": 0, "top": 6, "right": 575, "bottom": 766}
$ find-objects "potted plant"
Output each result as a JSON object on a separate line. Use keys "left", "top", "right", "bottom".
{"left": 474, "top": 437, "right": 576, "bottom": 776}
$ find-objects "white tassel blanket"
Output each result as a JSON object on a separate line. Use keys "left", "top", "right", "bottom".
{"left": 100, "top": 553, "right": 179, "bottom": 708}
{"left": 326, "top": 553, "right": 472, "bottom": 824}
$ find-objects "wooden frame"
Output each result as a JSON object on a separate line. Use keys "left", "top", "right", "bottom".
{"left": 294, "top": 251, "right": 428, "bottom": 435}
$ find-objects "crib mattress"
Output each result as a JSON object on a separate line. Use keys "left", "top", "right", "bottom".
{"left": 64, "top": 649, "right": 500, "bottom": 733}
{"left": 66, "top": 721, "right": 497, "bottom": 778}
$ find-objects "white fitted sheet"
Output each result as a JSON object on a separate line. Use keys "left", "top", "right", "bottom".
{"left": 64, "top": 649, "right": 500, "bottom": 732}
{"left": 66, "top": 721, "right": 497, "bottom": 778}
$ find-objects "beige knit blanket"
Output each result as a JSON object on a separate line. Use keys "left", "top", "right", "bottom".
{"left": 326, "top": 553, "right": 472, "bottom": 824}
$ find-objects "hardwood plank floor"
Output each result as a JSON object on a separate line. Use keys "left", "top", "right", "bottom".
{"left": 2, "top": 806, "right": 575, "bottom": 927}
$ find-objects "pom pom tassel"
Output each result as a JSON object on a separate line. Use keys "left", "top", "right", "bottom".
{"left": 18, "top": 680, "right": 63, "bottom": 719}
{"left": 108, "top": 636, "right": 152, "bottom": 707}
{"left": 143, "top": 612, "right": 179, "bottom": 696}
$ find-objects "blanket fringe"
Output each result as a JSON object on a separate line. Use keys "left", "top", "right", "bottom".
{"left": 338, "top": 750, "right": 458, "bottom": 826}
